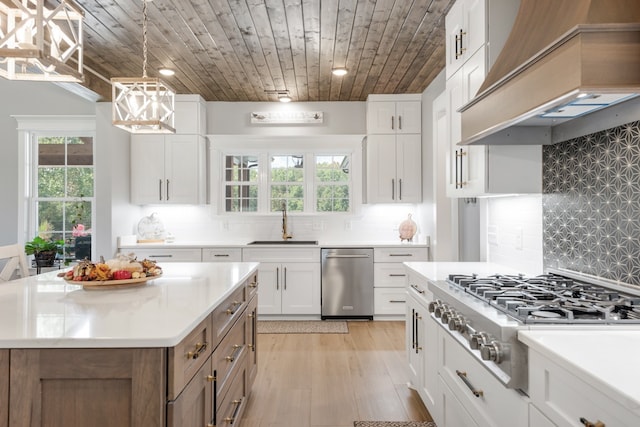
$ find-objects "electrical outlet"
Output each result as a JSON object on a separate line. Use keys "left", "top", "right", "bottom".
{"left": 344, "top": 220, "right": 352, "bottom": 231}
{"left": 514, "top": 227, "right": 523, "bottom": 250}
{"left": 221, "top": 221, "right": 229, "bottom": 230}
{"left": 312, "top": 221, "right": 322, "bottom": 231}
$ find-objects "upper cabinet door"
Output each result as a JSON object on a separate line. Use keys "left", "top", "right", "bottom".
{"left": 366, "top": 101, "right": 396, "bottom": 134}
{"left": 164, "top": 135, "right": 206, "bottom": 204}
{"left": 396, "top": 101, "right": 422, "bottom": 134}
{"left": 131, "top": 135, "right": 166, "bottom": 204}
{"left": 445, "top": 0, "right": 487, "bottom": 79}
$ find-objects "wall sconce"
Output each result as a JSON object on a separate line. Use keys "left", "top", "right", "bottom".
{"left": 0, "top": 0, "right": 84, "bottom": 82}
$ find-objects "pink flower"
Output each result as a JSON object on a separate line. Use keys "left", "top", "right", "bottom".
{"left": 72, "top": 224, "right": 89, "bottom": 237}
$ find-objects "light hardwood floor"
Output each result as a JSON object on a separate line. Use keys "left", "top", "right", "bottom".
{"left": 240, "top": 321, "right": 433, "bottom": 427}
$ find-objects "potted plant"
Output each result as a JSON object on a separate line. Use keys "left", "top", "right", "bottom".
{"left": 25, "top": 236, "right": 64, "bottom": 267}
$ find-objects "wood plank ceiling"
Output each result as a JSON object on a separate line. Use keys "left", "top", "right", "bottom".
{"left": 75, "top": 0, "right": 455, "bottom": 102}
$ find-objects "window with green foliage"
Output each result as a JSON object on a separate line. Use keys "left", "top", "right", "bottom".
{"left": 315, "top": 155, "right": 350, "bottom": 212}
{"left": 270, "top": 155, "right": 304, "bottom": 212}
{"left": 220, "top": 151, "right": 352, "bottom": 214}
{"left": 224, "top": 155, "right": 259, "bottom": 212}
{"left": 35, "top": 135, "right": 94, "bottom": 261}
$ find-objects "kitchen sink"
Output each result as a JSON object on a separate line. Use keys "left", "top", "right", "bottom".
{"left": 247, "top": 240, "right": 318, "bottom": 245}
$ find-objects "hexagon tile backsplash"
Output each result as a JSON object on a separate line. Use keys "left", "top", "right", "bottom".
{"left": 543, "top": 120, "right": 640, "bottom": 286}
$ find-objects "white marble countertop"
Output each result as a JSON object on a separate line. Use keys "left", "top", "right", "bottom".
{"left": 0, "top": 262, "right": 258, "bottom": 349}
{"left": 519, "top": 330, "right": 640, "bottom": 411}
{"left": 403, "top": 261, "right": 532, "bottom": 281}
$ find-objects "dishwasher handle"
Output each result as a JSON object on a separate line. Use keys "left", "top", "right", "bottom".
{"left": 325, "top": 254, "right": 371, "bottom": 259}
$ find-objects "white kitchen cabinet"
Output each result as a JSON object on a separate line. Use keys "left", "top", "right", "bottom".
{"left": 366, "top": 134, "right": 422, "bottom": 203}
{"left": 122, "top": 248, "right": 202, "bottom": 262}
{"left": 528, "top": 349, "right": 636, "bottom": 427}
{"left": 174, "top": 94, "right": 206, "bottom": 135}
{"left": 242, "top": 247, "right": 320, "bottom": 316}
{"left": 529, "top": 404, "right": 556, "bottom": 427}
{"left": 445, "top": 0, "right": 486, "bottom": 79}
{"left": 445, "top": 42, "right": 541, "bottom": 197}
{"left": 131, "top": 134, "right": 207, "bottom": 205}
{"left": 438, "top": 327, "right": 528, "bottom": 427}
{"left": 366, "top": 96, "right": 421, "bottom": 134}
{"left": 406, "top": 270, "right": 439, "bottom": 417}
{"left": 439, "top": 376, "right": 480, "bottom": 427}
{"left": 201, "top": 247, "right": 242, "bottom": 262}
{"left": 374, "top": 247, "right": 428, "bottom": 316}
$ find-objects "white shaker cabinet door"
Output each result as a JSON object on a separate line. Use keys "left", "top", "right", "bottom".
{"left": 256, "top": 263, "right": 281, "bottom": 315}
{"left": 131, "top": 135, "right": 166, "bottom": 204}
{"left": 396, "top": 134, "right": 422, "bottom": 203}
{"left": 164, "top": 135, "right": 205, "bottom": 204}
{"left": 281, "top": 262, "right": 321, "bottom": 315}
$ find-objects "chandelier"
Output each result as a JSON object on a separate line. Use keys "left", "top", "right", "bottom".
{"left": 0, "top": 0, "right": 84, "bottom": 82}
{"left": 111, "top": 0, "right": 175, "bottom": 134}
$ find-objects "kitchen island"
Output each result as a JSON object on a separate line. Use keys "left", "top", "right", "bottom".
{"left": 0, "top": 262, "right": 259, "bottom": 427}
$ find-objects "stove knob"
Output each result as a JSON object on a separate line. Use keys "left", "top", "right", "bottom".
{"left": 469, "top": 332, "right": 488, "bottom": 350}
{"left": 433, "top": 304, "right": 448, "bottom": 318}
{"left": 441, "top": 309, "right": 454, "bottom": 324}
{"left": 448, "top": 315, "right": 465, "bottom": 332}
{"left": 427, "top": 300, "right": 440, "bottom": 313}
{"left": 480, "top": 341, "right": 503, "bottom": 364}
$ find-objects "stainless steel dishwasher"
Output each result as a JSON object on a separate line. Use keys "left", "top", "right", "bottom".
{"left": 321, "top": 248, "right": 374, "bottom": 320}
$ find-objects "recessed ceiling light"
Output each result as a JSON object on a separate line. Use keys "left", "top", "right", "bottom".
{"left": 332, "top": 68, "right": 348, "bottom": 76}
{"left": 159, "top": 68, "right": 175, "bottom": 76}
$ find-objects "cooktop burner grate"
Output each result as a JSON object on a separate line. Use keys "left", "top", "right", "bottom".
{"left": 446, "top": 273, "right": 640, "bottom": 324}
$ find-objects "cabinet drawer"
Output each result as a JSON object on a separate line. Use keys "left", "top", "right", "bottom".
{"left": 126, "top": 248, "right": 202, "bottom": 262}
{"left": 374, "top": 288, "right": 407, "bottom": 315}
{"left": 211, "top": 285, "right": 246, "bottom": 344}
{"left": 439, "top": 328, "right": 528, "bottom": 427}
{"left": 242, "top": 247, "right": 320, "bottom": 262}
{"left": 374, "top": 263, "right": 408, "bottom": 287}
{"left": 166, "top": 357, "right": 213, "bottom": 427}
{"left": 212, "top": 314, "right": 247, "bottom": 405}
{"left": 374, "top": 247, "right": 428, "bottom": 262}
{"left": 202, "top": 248, "right": 242, "bottom": 262}
{"left": 168, "top": 315, "right": 213, "bottom": 400}
{"left": 529, "top": 350, "right": 636, "bottom": 427}
{"left": 215, "top": 356, "right": 247, "bottom": 426}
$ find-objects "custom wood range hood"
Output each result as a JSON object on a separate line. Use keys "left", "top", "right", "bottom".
{"left": 460, "top": 0, "right": 640, "bottom": 145}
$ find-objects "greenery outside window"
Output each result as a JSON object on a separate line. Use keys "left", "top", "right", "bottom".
{"left": 315, "top": 155, "right": 350, "bottom": 212}
{"left": 224, "top": 155, "right": 258, "bottom": 212}
{"left": 270, "top": 155, "right": 304, "bottom": 212}
{"left": 35, "top": 135, "right": 94, "bottom": 261}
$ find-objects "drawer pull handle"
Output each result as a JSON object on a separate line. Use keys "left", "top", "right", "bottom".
{"left": 456, "top": 370, "right": 483, "bottom": 397}
{"left": 389, "top": 274, "right": 406, "bottom": 277}
{"left": 214, "top": 254, "right": 230, "bottom": 257}
{"left": 389, "top": 300, "right": 406, "bottom": 303}
{"left": 410, "top": 284, "right": 425, "bottom": 294}
{"left": 389, "top": 253, "right": 412, "bottom": 257}
{"left": 149, "top": 254, "right": 172, "bottom": 258}
{"left": 225, "top": 344, "right": 242, "bottom": 362}
{"left": 186, "top": 342, "right": 208, "bottom": 360}
{"left": 225, "top": 301, "right": 242, "bottom": 315}
{"left": 580, "top": 418, "right": 605, "bottom": 427}
{"left": 223, "top": 398, "right": 243, "bottom": 424}
{"left": 249, "top": 281, "right": 258, "bottom": 288}
{"left": 206, "top": 375, "right": 215, "bottom": 382}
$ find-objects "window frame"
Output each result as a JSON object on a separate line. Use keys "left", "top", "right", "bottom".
{"left": 15, "top": 115, "right": 96, "bottom": 259}
{"left": 212, "top": 135, "right": 362, "bottom": 216}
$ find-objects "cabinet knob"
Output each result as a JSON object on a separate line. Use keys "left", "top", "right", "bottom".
{"left": 580, "top": 418, "right": 605, "bottom": 427}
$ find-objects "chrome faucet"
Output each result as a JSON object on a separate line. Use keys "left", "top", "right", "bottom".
{"left": 281, "top": 201, "right": 292, "bottom": 240}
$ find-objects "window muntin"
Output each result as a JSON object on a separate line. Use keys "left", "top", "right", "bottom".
{"left": 315, "top": 155, "right": 350, "bottom": 212}
{"left": 35, "top": 135, "right": 94, "bottom": 261}
{"left": 224, "top": 155, "right": 258, "bottom": 212}
{"left": 269, "top": 155, "right": 304, "bottom": 212}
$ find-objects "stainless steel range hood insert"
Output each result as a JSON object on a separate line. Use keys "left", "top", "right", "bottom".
{"left": 460, "top": 0, "right": 640, "bottom": 145}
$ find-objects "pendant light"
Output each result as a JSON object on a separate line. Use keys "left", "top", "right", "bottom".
{"left": 111, "top": 0, "right": 175, "bottom": 134}
{"left": 0, "top": 0, "right": 84, "bottom": 82}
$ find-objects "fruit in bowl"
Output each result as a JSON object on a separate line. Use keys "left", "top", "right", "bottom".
{"left": 63, "top": 254, "right": 162, "bottom": 282}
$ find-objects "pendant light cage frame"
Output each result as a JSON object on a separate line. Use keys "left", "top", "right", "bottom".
{"left": 0, "top": 0, "right": 84, "bottom": 82}
{"left": 111, "top": 0, "right": 175, "bottom": 134}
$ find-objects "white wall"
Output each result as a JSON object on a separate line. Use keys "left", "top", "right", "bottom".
{"left": 485, "top": 194, "right": 543, "bottom": 275}
{"left": 0, "top": 79, "right": 95, "bottom": 247}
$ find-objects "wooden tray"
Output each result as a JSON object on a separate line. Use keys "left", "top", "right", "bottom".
{"left": 65, "top": 274, "right": 161, "bottom": 290}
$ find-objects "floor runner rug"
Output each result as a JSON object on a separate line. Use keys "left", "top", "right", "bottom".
{"left": 257, "top": 320, "right": 348, "bottom": 334}
{"left": 354, "top": 422, "right": 437, "bottom": 427}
